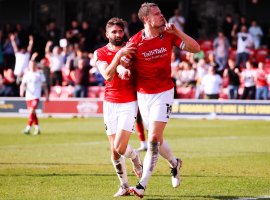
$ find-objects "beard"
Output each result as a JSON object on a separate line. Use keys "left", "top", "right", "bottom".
{"left": 110, "top": 37, "right": 124, "bottom": 46}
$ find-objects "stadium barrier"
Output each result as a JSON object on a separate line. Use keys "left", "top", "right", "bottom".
{"left": 1, "top": 98, "right": 270, "bottom": 120}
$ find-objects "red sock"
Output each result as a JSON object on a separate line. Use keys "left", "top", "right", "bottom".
{"left": 28, "top": 113, "right": 34, "bottom": 126}
{"left": 32, "top": 113, "right": 38, "bottom": 125}
{"left": 136, "top": 123, "right": 145, "bottom": 142}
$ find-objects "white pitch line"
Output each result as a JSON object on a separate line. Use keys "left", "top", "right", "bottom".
{"left": 0, "top": 136, "right": 249, "bottom": 149}
{"left": 232, "top": 196, "right": 270, "bottom": 200}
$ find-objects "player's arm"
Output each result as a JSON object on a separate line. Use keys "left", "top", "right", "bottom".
{"left": 27, "top": 35, "right": 34, "bottom": 53}
{"left": 98, "top": 43, "right": 136, "bottom": 82}
{"left": 20, "top": 83, "right": 26, "bottom": 97}
{"left": 164, "top": 18, "right": 200, "bottom": 53}
{"left": 10, "top": 34, "right": 19, "bottom": 53}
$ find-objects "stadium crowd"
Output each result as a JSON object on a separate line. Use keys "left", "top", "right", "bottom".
{"left": 0, "top": 11, "right": 270, "bottom": 100}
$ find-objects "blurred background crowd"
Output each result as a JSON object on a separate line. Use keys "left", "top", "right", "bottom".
{"left": 0, "top": 0, "right": 270, "bottom": 100}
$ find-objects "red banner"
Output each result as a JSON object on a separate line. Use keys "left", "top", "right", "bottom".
{"left": 43, "top": 100, "right": 103, "bottom": 114}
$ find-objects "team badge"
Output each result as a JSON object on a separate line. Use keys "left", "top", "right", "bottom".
{"left": 159, "top": 34, "right": 163, "bottom": 39}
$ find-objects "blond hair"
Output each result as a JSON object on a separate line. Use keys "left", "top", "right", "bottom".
{"left": 138, "top": 2, "right": 158, "bottom": 24}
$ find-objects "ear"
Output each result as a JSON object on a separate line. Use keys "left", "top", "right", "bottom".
{"left": 144, "top": 16, "right": 148, "bottom": 23}
{"left": 105, "top": 31, "right": 109, "bottom": 39}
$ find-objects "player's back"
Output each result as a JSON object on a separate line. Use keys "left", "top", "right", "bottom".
{"left": 94, "top": 45, "right": 137, "bottom": 103}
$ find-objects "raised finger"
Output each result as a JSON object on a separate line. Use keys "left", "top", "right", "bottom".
{"left": 127, "top": 42, "right": 134, "bottom": 47}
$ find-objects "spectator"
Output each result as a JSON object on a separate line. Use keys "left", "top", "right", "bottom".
{"left": 208, "top": 53, "right": 221, "bottom": 76}
{"left": 10, "top": 34, "right": 33, "bottom": 85}
{"left": 186, "top": 52, "right": 197, "bottom": 69}
{"left": 46, "top": 22, "right": 60, "bottom": 46}
{"left": 266, "top": 27, "right": 270, "bottom": 53}
{"left": 63, "top": 43, "right": 75, "bottom": 65}
{"left": 168, "top": 9, "right": 185, "bottom": 32}
{"left": 231, "top": 25, "right": 254, "bottom": 68}
{"left": 81, "top": 20, "right": 96, "bottom": 53}
{"left": 248, "top": 19, "right": 263, "bottom": 50}
{"left": 126, "top": 13, "right": 144, "bottom": 39}
{"left": 195, "top": 58, "right": 209, "bottom": 99}
{"left": 66, "top": 47, "right": 89, "bottom": 69}
{"left": 66, "top": 20, "right": 81, "bottom": 44}
{"left": 96, "top": 26, "right": 108, "bottom": 49}
{"left": 223, "top": 59, "right": 241, "bottom": 99}
{"left": 213, "top": 30, "right": 231, "bottom": 71}
{"left": 221, "top": 14, "right": 234, "bottom": 45}
{"left": 70, "top": 58, "right": 91, "bottom": 98}
{"left": 171, "top": 51, "right": 180, "bottom": 98}
{"left": 0, "top": 68, "right": 18, "bottom": 96}
{"left": 193, "top": 50, "right": 205, "bottom": 62}
{"left": 15, "top": 23, "right": 28, "bottom": 47}
{"left": 2, "top": 23, "right": 12, "bottom": 42}
{"left": 2, "top": 33, "right": 20, "bottom": 69}
{"left": 236, "top": 15, "right": 249, "bottom": 33}
{"left": 241, "top": 61, "right": 256, "bottom": 100}
{"left": 255, "top": 62, "right": 269, "bottom": 100}
{"left": 171, "top": 51, "right": 180, "bottom": 70}
{"left": 180, "top": 61, "right": 196, "bottom": 88}
{"left": 0, "top": 31, "right": 5, "bottom": 76}
{"left": 45, "top": 41, "right": 64, "bottom": 86}
{"left": 201, "top": 66, "right": 223, "bottom": 99}
{"left": 40, "top": 58, "right": 51, "bottom": 95}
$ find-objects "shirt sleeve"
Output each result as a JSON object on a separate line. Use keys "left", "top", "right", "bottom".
{"left": 172, "top": 34, "right": 185, "bottom": 50}
{"left": 94, "top": 50, "right": 108, "bottom": 69}
{"left": 218, "top": 75, "right": 223, "bottom": 85}
{"left": 201, "top": 76, "right": 206, "bottom": 85}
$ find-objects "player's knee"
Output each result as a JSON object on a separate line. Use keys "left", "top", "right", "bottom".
{"left": 114, "top": 144, "right": 125, "bottom": 155}
{"left": 148, "top": 135, "right": 159, "bottom": 142}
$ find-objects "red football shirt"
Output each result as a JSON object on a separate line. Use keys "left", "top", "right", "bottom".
{"left": 94, "top": 44, "right": 137, "bottom": 103}
{"left": 256, "top": 69, "right": 268, "bottom": 87}
{"left": 121, "top": 30, "right": 185, "bottom": 94}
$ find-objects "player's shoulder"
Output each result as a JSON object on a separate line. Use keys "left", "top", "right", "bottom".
{"left": 128, "top": 30, "right": 144, "bottom": 44}
{"left": 94, "top": 45, "right": 109, "bottom": 60}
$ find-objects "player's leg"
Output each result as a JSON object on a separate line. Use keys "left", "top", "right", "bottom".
{"left": 136, "top": 109, "right": 147, "bottom": 151}
{"left": 22, "top": 100, "right": 34, "bottom": 134}
{"left": 104, "top": 101, "right": 130, "bottom": 197}
{"left": 108, "top": 134, "right": 130, "bottom": 197}
{"left": 114, "top": 101, "right": 143, "bottom": 178}
{"left": 32, "top": 99, "right": 40, "bottom": 135}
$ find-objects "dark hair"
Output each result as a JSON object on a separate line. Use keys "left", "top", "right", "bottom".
{"left": 106, "top": 17, "right": 125, "bottom": 32}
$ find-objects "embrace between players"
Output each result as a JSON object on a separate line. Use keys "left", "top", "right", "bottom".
{"left": 95, "top": 3, "right": 200, "bottom": 198}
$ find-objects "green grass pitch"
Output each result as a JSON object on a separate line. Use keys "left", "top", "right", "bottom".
{"left": 0, "top": 117, "right": 270, "bottom": 200}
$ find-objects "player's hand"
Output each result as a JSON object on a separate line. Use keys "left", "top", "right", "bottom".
{"left": 118, "top": 43, "right": 137, "bottom": 58}
{"left": 163, "top": 18, "right": 177, "bottom": 34}
{"left": 29, "top": 35, "right": 34, "bottom": 41}
{"left": 118, "top": 68, "right": 131, "bottom": 80}
{"left": 234, "top": 68, "right": 239, "bottom": 73}
{"left": 32, "top": 52, "right": 38, "bottom": 58}
{"left": 46, "top": 97, "right": 49, "bottom": 102}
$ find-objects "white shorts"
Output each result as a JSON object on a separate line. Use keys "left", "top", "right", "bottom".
{"left": 138, "top": 88, "right": 174, "bottom": 130}
{"left": 103, "top": 100, "right": 138, "bottom": 136}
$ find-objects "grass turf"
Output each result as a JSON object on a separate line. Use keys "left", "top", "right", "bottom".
{"left": 0, "top": 117, "right": 270, "bottom": 200}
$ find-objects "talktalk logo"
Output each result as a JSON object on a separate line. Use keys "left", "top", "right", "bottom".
{"left": 142, "top": 47, "right": 167, "bottom": 57}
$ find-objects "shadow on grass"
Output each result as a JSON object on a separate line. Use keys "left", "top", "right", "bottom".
{"left": 0, "top": 173, "right": 243, "bottom": 178}
{"left": 145, "top": 195, "right": 264, "bottom": 200}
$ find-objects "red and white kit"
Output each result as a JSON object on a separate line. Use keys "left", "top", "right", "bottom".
{"left": 22, "top": 71, "right": 46, "bottom": 109}
{"left": 121, "top": 30, "right": 185, "bottom": 129}
{"left": 94, "top": 44, "right": 138, "bottom": 135}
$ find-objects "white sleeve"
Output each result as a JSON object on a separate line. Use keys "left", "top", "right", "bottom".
{"left": 201, "top": 76, "right": 206, "bottom": 85}
{"left": 218, "top": 75, "right": 223, "bottom": 85}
